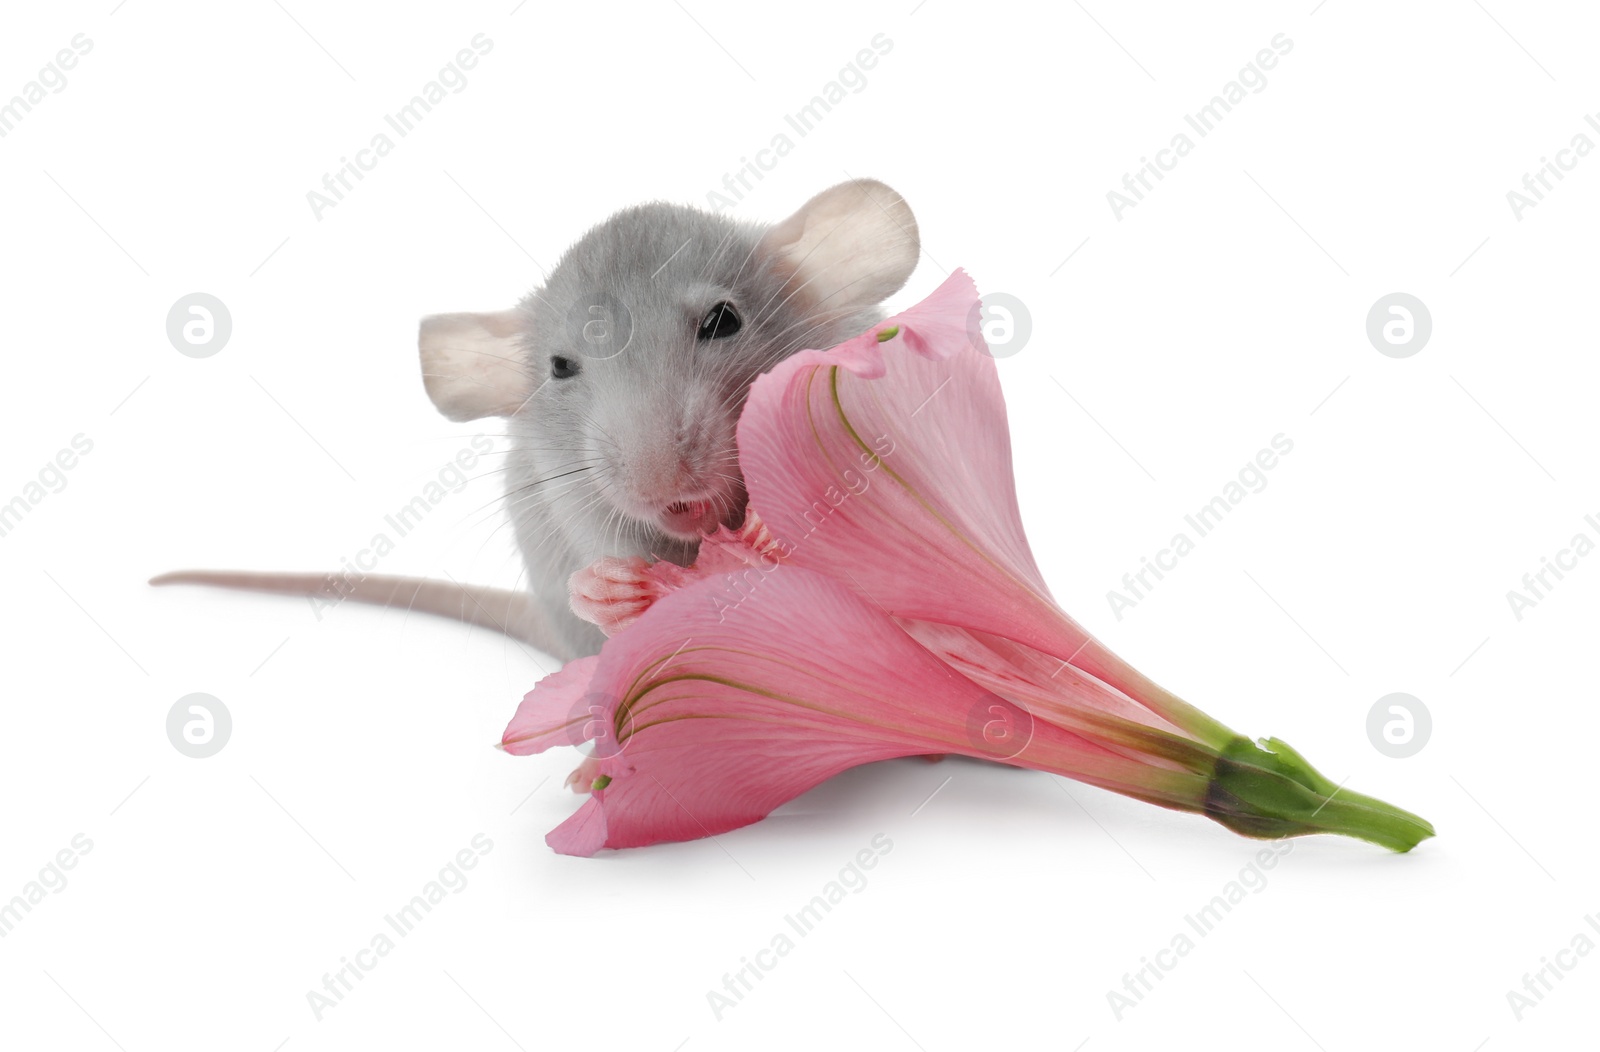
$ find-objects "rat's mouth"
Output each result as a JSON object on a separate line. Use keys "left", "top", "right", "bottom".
{"left": 658, "top": 497, "right": 722, "bottom": 539}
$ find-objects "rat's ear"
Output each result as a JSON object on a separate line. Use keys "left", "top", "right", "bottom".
{"left": 419, "top": 309, "right": 534, "bottom": 421}
{"left": 759, "top": 178, "right": 919, "bottom": 310}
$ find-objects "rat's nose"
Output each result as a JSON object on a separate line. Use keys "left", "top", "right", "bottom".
{"left": 617, "top": 444, "right": 695, "bottom": 503}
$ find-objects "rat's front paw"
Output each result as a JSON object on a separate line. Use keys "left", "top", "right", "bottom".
{"left": 569, "top": 556, "right": 661, "bottom": 636}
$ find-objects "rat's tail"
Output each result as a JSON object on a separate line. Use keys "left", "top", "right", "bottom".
{"left": 149, "top": 570, "right": 558, "bottom": 651}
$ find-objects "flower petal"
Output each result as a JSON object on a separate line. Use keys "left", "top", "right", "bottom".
{"left": 500, "top": 654, "right": 603, "bottom": 756}
{"left": 547, "top": 796, "right": 607, "bottom": 855}
{"left": 547, "top": 568, "right": 956, "bottom": 853}
{"left": 740, "top": 270, "right": 1053, "bottom": 634}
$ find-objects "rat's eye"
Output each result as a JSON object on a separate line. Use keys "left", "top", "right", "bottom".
{"left": 551, "top": 356, "right": 580, "bottom": 379}
{"left": 697, "top": 301, "right": 741, "bottom": 340}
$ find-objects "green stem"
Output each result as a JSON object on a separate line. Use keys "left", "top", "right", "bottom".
{"left": 1203, "top": 736, "right": 1435, "bottom": 853}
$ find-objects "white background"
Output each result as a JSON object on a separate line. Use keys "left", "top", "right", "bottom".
{"left": 3, "top": 1, "right": 1597, "bottom": 1048}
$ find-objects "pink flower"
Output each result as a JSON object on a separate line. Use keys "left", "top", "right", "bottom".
{"left": 504, "top": 271, "right": 1434, "bottom": 856}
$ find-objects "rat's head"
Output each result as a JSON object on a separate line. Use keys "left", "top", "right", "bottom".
{"left": 418, "top": 178, "right": 918, "bottom": 561}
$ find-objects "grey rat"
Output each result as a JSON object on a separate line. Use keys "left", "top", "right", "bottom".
{"left": 153, "top": 178, "right": 921, "bottom": 661}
